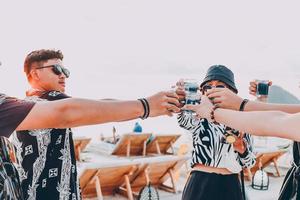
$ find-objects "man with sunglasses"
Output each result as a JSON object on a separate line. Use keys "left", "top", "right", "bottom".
{"left": 0, "top": 49, "right": 181, "bottom": 200}
{"left": 11, "top": 49, "right": 80, "bottom": 200}
{"left": 176, "top": 65, "right": 255, "bottom": 200}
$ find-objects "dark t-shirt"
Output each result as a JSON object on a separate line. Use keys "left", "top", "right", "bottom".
{"left": 13, "top": 91, "right": 80, "bottom": 200}
{"left": 0, "top": 93, "right": 35, "bottom": 199}
{"left": 0, "top": 94, "right": 35, "bottom": 138}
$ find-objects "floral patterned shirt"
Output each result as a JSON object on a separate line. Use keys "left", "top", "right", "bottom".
{"left": 12, "top": 91, "right": 81, "bottom": 200}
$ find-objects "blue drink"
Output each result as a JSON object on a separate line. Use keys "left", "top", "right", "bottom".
{"left": 256, "top": 80, "right": 269, "bottom": 98}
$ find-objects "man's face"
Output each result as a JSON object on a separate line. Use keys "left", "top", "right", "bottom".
{"left": 30, "top": 59, "right": 69, "bottom": 92}
{"left": 201, "top": 80, "right": 227, "bottom": 95}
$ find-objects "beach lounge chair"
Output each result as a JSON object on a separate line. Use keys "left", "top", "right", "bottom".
{"left": 118, "top": 155, "right": 189, "bottom": 197}
{"left": 74, "top": 137, "right": 91, "bottom": 161}
{"left": 112, "top": 133, "right": 151, "bottom": 157}
{"left": 79, "top": 154, "right": 189, "bottom": 199}
{"left": 79, "top": 159, "right": 141, "bottom": 200}
{"left": 146, "top": 134, "right": 181, "bottom": 155}
{"left": 244, "top": 149, "right": 288, "bottom": 181}
{"left": 174, "top": 144, "right": 190, "bottom": 181}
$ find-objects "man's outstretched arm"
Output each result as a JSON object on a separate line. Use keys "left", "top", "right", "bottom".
{"left": 17, "top": 91, "right": 180, "bottom": 130}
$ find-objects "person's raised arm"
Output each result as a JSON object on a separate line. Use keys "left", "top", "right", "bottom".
{"left": 17, "top": 91, "right": 180, "bottom": 130}
{"left": 213, "top": 109, "right": 300, "bottom": 141}
{"left": 184, "top": 95, "right": 300, "bottom": 141}
{"left": 206, "top": 87, "right": 300, "bottom": 114}
{"left": 245, "top": 80, "right": 300, "bottom": 113}
{"left": 244, "top": 100, "right": 300, "bottom": 113}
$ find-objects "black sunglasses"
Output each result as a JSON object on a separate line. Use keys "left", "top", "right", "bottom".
{"left": 36, "top": 64, "right": 70, "bottom": 78}
{"left": 202, "top": 84, "right": 225, "bottom": 92}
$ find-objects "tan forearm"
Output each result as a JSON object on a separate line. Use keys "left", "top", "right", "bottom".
{"left": 214, "top": 108, "right": 300, "bottom": 141}
{"left": 17, "top": 98, "right": 143, "bottom": 130}
{"left": 63, "top": 99, "right": 144, "bottom": 126}
{"left": 244, "top": 100, "right": 300, "bottom": 114}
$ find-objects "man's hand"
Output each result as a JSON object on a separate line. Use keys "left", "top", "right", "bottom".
{"left": 147, "top": 91, "right": 181, "bottom": 117}
{"left": 206, "top": 88, "right": 243, "bottom": 111}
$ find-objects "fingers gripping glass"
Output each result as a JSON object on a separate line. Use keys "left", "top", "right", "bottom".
{"left": 201, "top": 85, "right": 225, "bottom": 92}
{"left": 36, "top": 64, "right": 70, "bottom": 78}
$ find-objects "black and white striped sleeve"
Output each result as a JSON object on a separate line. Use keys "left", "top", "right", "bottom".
{"left": 238, "top": 133, "right": 256, "bottom": 168}
{"left": 177, "top": 112, "right": 201, "bottom": 131}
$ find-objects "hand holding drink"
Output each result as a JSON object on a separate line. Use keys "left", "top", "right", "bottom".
{"left": 249, "top": 80, "right": 272, "bottom": 102}
{"left": 256, "top": 80, "right": 270, "bottom": 97}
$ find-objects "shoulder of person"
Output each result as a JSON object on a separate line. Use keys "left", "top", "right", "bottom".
{"left": 0, "top": 94, "right": 22, "bottom": 104}
{"left": 0, "top": 93, "right": 7, "bottom": 104}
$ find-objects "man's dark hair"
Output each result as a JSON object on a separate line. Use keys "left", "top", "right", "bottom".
{"left": 24, "top": 49, "right": 64, "bottom": 77}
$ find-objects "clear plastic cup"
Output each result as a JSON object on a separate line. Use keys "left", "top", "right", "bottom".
{"left": 183, "top": 79, "right": 200, "bottom": 113}
{"left": 256, "top": 80, "right": 270, "bottom": 98}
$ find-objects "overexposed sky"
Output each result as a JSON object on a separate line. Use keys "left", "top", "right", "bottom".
{"left": 1, "top": 1, "right": 300, "bottom": 137}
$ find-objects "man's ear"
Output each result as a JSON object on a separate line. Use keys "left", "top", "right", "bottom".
{"left": 30, "top": 69, "right": 40, "bottom": 81}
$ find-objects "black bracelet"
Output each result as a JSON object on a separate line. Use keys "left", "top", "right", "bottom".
{"left": 239, "top": 99, "right": 249, "bottom": 111}
{"left": 138, "top": 99, "right": 146, "bottom": 119}
{"left": 143, "top": 98, "right": 150, "bottom": 119}
{"left": 138, "top": 98, "right": 150, "bottom": 119}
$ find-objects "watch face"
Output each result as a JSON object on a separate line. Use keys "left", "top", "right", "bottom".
{"left": 226, "top": 135, "right": 236, "bottom": 144}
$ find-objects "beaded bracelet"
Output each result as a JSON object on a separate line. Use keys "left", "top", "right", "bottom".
{"left": 210, "top": 105, "right": 218, "bottom": 123}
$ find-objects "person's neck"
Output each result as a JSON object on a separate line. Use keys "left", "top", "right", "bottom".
{"left": 26, "top": 87, "right": 47, "bottom": 97}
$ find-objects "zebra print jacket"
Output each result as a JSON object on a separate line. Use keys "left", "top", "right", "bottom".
{"left": 178, "top": 112, "right": 256, "bottom": 173}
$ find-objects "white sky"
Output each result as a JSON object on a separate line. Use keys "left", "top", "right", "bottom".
{"left": 1, "top": 0, "right": 300, "bottom": 138}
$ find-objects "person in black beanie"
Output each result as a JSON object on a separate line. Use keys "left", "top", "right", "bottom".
{"left": 176, "top": 65, "right": 256, "bottom": 200}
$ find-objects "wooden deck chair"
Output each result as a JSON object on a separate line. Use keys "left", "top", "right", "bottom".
{"left": 80, "top": 163, "right": 140, "bottom": 200}
{"left": 243, "top": 149, "right": 288, "bottom": 181}
{"left": 119, "top": 155, "right": 189, "bottom": 197}
{"left": 74, "top": 137, "right": 91, "bottom": 161}
{"left": 112, "top": 133, "right": 151, "bottom": 157}
{"left": 174, "top": 144, "right": 190, "bottom": 182}
{"left": 146, "top": 134, "right": 181, "bottom": 155}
